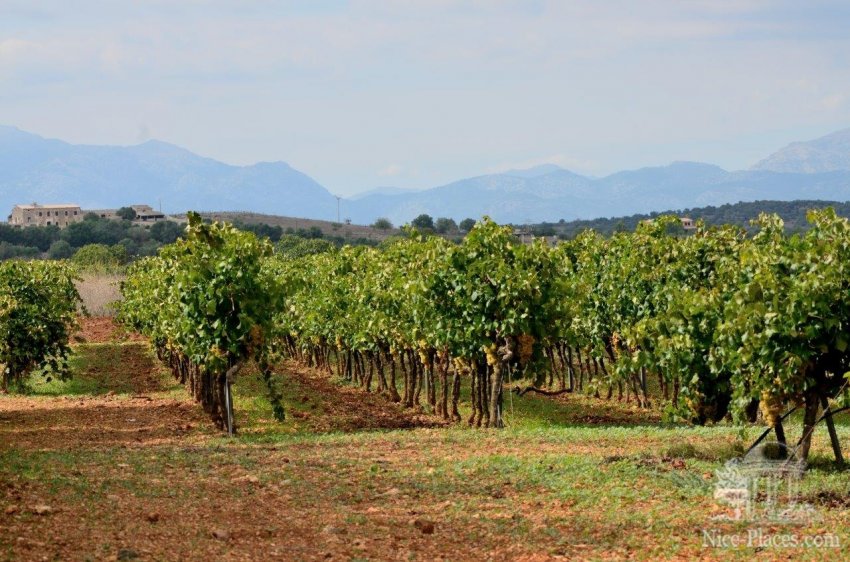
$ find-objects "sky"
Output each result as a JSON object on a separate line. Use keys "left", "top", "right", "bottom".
{"left": 1, "top": 0, "right": 850, "bottom": 196}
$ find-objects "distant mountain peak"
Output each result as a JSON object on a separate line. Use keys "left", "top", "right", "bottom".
{"left": 502, "top": 163, "right": 566, "bottom": 178}
{"left": 136, "top": 138, "right": 177, "bottom": 148}
{"left": 751, "top": 127, "right": 850, "bottom": 173}
{"left": 0, "top": 125, "right": 51, "bottom": 143}
{"left": 668, "top": 160, "right": 726, "bottom": 170}
{"left": 250, "top": 160, "right": 294, "bottom": 170}
{"left": 351, "top": 186, "right": 421, "bottom": 200}
{"left": 0, "top": 126, "right": 337, "bottom": 221}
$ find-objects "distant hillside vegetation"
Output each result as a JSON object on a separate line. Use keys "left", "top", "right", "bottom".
{"left": 197, "top": 212, "right": 400, "bottom": 243}
{"left": 535, "top": 200, "right": 850, "bottom": 239}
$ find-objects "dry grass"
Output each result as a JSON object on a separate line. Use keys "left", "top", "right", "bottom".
{"left": 74, "top": 273, "right": 124, "bottom": 316}
{"left": 197, "top": 211, "right": 400, "bottom": 241}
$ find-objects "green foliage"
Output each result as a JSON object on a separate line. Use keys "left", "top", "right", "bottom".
{"left": 0, "top": 260, "right": 81, "bottom": 390}
{"left": 118, "top": 212, "right": 282, "bottom": 431}
{"left": 266, "top": 217, "right": 559, "bottom": 426}
{"left": 547, "top": 199, "right": 850, "bottom": 239}
{"left": 711, "top": 210, "right": 850, "bottom": 420}
{"left": 0, "top": 223, "right": 59, "bottom": 251}
{"left": 231, "top": 220, "right": 284, "bottom": 242}
{"left": 459, "top": 218, "right": 476, "bottom": 232}
{"left": 116, "top": 207, "right": 137, "bottom": 221}
{"left": 274, "top": 235, "right": 335, "bottom": 259}
{"left": 71, "top": 243, "right": 125, "bottom": 270}
{"left": 411, "top": 214, "right": 434, "bottom": 230}
{"left": 114, "top": 207, "right": 850, "bottom": 447}
{"left": 435, "top": 217, "right": 458, "bottom": 234}
{"left": 372, "top": 218, "right": 393, "bottom": 230}
{"left": 0, "top": 242, "right": 39, "bottom": 260}
{"left": 47, "top": 240, "right": 74, "bottom": 260}
{"left": 1, "top": 215, "right": 380, "bottom": 263}
{"left": 149, "top": 220, "right": 184, "bottom": 244}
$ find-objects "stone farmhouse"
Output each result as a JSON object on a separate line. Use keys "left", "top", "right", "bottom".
{"left": 7, "top": 203, "right": 166, "bottom": 228}
{"left": 88, "top": 204, "right": 166, "bottom": 222}
{"left": 7, "top": 203, "right": 83, "bottom": 228}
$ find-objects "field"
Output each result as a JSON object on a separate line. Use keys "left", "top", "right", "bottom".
{"left": 74, "top": 274, "right": 124, "bottom": 317}
{"left": 195, "top": 212, "right": 400, "bottom": 242}
{"left": 2, "top": 317, "right": 849, "bottom": 561}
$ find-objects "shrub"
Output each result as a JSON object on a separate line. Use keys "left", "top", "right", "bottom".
{"left": 72, "top": 244, "right": 123, "bottom": 270}
{"left": 47, "top": 240, "right": 74, "bottom": 260}
{"left": 372, "top": 218, "right": 393, "bottom": 230}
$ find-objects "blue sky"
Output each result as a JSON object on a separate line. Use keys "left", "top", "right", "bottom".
{"left": 1, "top": 0, "right": 849, "bottom": 195}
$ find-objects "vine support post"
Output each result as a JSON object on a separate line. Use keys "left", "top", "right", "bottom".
{"left": 820, "top": 395, "right": 844, "bottom": 467}
{"left": 224, "top": 381, "right": 234, "bottom": 436}
{"left": 224, "top": 361, "right": 243, "bottom": 437}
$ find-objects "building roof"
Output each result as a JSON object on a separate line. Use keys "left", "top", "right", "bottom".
{"left": 132, "top": 205, "right": 163, "bottom": 214}
{"left": 14, "top": 203, "right": 80, "bottom": 210}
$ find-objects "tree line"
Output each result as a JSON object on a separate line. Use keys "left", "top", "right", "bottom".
{"left": 0, "top": 213, "right": 380, "bottom": 265}
{"left": 0, "top": 213, "right": 183, "bottom": 261}
{"left": 539, "top": 199, "right": 850, "bottom": 239}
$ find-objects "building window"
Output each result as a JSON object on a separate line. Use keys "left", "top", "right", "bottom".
{"left": 39, "top": 212, "right": 43, "bottom": 216}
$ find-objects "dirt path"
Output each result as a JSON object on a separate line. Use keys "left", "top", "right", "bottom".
{"left": 1, "top": 318, "right": 212, "bottom": 452}
{"left": 0, "top": 319, "right": 490, "bottom": 561}
{"left": 272, "top": 361, "right": 445, "bottom": 433}
{"left": 1, "top": 318, "right": 841, "bottom": 561}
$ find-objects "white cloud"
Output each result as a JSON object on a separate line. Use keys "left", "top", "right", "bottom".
{"left": 0, "top": 38, "right": 36, "bottom": 63}
{"left": 378, "top": 164, "right": 403, "bottom": 177}
{"left": 819, "top": 93, "right": 847, "bottom": 111}
{"left": 1, "top": 0, "right": 849, "bottom": 193}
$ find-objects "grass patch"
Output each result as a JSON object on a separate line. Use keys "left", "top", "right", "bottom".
{"left": 24, "top": 342, "right": 179, "bottom": 397}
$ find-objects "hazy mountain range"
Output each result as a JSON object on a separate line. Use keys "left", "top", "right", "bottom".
{"left": 0, "top": 126, "right": 336, "bottom": 221}
{"left": 2, "top": 125, "right": 850, "bottom": 225}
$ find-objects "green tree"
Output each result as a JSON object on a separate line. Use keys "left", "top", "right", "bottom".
{"left": 372, "top": 218, "right": 393, "bottom": 230}
{"left": 116, "top": 207, "right": 137, "bottom": 221}
{"left": 150, "top": 220, "right": 184, "bottom": 244}
{"left": 459, "top": 218, "right": 476, "bottom": 232}
{"left": 411, "top": 214, "right": 434, "bottom": 230}
{"left": 435, "top": 217, "right": 458, "bottom": 234}
{"left": 47, "top": 240, "right": 74, "bottom": 260}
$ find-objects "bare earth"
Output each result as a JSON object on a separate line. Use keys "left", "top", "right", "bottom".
{"left": 0, "top": 318, "right": 846, "bottom": 561}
